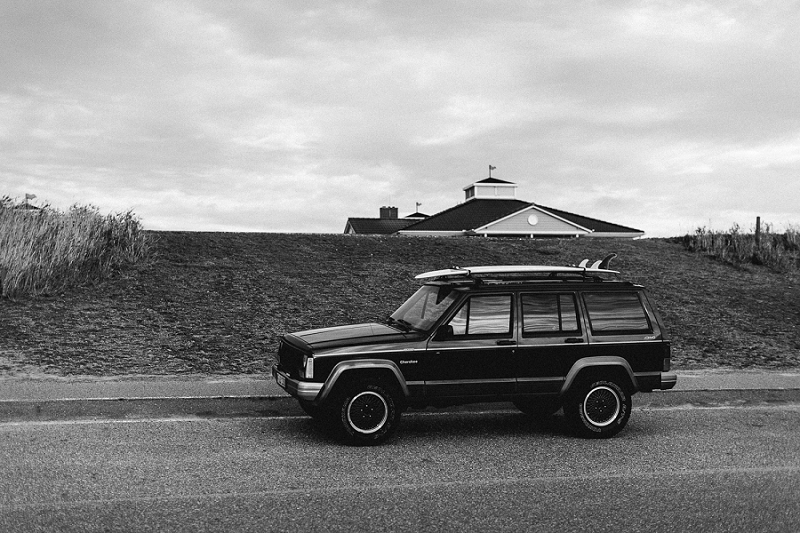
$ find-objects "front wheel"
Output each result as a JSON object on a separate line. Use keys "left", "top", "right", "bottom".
{"left": 336, "top": 383, "right": 400, "bottom": 445}
{"left": 564, "top": 379, "right": 631, "bottom": 438}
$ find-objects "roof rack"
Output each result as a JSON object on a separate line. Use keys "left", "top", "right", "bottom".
{"left": 415, "top": 254, "right": 619, "bottom": 282}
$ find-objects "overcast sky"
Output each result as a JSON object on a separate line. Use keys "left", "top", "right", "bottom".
{"left": 2, "top": 1, "right": 799, "bottom": 237}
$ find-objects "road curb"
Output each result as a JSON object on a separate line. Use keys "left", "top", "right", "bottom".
{"left": 2, "top": 389, "right": 800, "bottom": 424}
{"left": 1, "top": 369, "right": 799, "bottom": 406}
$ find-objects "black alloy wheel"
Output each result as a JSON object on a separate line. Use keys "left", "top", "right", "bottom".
{"left": 337, "top": 382, "right": 400, "bottom": 445}
{"left": 565, "top": 379, "right": 631, "bottom": 438}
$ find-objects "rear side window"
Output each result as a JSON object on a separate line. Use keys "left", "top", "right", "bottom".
{"left": 448, "top": 295, "right": 513, "bottom": 336}
{"left": 583, "top": 292, "right": 651, "bottom": 334}
{"left": 522, "top": 293, "right": 580, "bottom": 335}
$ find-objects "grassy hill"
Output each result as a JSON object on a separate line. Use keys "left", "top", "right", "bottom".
{"left": 1, "top": 232, "right": 799, "bottom": 376}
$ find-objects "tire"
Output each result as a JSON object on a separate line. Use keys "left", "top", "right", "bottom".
{"left": 513, "top": 398, "right": 560, "bottom": 419}
{"left": 335, "top": 382, "right": 400, "bottom": 445}
{"left": 564, "top": 379, "right": 631, "bottom": 438}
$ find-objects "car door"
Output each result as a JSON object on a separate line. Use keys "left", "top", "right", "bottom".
{"left": 516, "top": 291, "right": 587, "bottom": 395}
{"left": 424, "top": 292, "right": 517, "bottom": 400}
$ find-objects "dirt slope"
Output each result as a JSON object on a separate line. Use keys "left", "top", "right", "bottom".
{"left": 1, "top": 232, "right": 798, "bottom": 376}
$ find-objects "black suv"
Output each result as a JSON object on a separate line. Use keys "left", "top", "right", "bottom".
{"left": 273, "top": 259, "right": 677, "bottom": 444}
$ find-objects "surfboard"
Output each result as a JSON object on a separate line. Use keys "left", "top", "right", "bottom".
{"left": 415, "top": 264, "right": 619, "bottom": 280}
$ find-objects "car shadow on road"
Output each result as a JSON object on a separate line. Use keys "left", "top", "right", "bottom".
{"left": 240, "top": 400, "right": 668, "bottom": 446}
{"left": 264, "top": 407, "right": 573, "bottom": 446}
{"left": 398, "top": 409, "right": 567, "bottom": 440}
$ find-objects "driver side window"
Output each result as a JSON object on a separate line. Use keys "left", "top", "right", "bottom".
{"left": 448, "top": 294, "right": 512, "bottom": 336}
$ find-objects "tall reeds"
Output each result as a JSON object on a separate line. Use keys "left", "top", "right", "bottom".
{"left": 675, "top": 222, "right": 800, "bottom": 271}
{"left": 0, "top": 197, "right": 152, "bottom": 298}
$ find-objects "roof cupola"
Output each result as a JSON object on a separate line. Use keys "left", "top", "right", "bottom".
{"left": 463, "top": 177, "right": 518, "bottom": 201}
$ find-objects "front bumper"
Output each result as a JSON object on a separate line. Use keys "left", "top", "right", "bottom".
{"left": 272, "top": 366, "right": 323, "bottom": 402}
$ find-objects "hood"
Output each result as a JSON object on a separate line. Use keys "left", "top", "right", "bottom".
{"left": 285, "top": 322, "right": 409, "bottom": 350}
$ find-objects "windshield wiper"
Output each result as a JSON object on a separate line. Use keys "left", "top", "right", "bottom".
{"left": 386, "top": 317, "right": 414, "bottom": 332}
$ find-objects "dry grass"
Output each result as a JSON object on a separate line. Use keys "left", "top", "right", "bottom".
{"left": 674, "top": 223, "right": 800, "bottom": 271}
{"left": 0, "top": 197, "right": 152, "bottom": 299}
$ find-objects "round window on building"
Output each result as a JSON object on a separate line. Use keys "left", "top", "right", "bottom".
{"left": 527, "top": 214, "right": 539, "bottom": 226}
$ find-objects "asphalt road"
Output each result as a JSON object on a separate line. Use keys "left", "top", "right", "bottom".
{"left": 2, "top": 401, "right": 799, "bottom": 532}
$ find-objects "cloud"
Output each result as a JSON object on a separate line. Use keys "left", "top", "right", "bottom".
{"left": 1, "top": 0, "right": 798, "bottom": 237}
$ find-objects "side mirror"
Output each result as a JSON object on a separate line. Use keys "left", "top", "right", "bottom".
{"left": 434, "top": 325, "right": 454, "bottom": 341}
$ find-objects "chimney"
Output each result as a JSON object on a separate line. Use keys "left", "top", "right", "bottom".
{"left": 380, "top": 206, "right": 398, "bottom": 219}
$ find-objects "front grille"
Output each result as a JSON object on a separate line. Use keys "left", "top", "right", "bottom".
{"left": 278, "top": 339, "right": 307, "bottom": 379}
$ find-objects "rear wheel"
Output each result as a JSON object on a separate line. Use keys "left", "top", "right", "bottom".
{"left": 335, "top": 382, "right": 400, "bottom": 445}
{"left": 564, "top": 379, "right": 631, "bottom": 438}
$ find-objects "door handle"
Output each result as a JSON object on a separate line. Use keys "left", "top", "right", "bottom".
{"left": 564, "top": 337, "right": 584, "bottom": 344}
{"left": 496, "top": 339, "right": 516, "bottom": 346}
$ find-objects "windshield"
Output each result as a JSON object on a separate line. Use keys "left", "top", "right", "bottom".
{"left": 389, "top": 285, "right": 460, "bottom": 332}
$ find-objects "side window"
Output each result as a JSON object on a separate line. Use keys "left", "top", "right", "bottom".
{"left": 522, "top": 293, "right": 580, "bottom": 335}
{"left": 448, "top": 295, "right": 512, "bottom": 336}
{"left": 583, "top": 292, "right": 651, "bottom": 334}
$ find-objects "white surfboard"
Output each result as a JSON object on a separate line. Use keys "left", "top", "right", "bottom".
{"left": 415, "top": 264, "right": 618, "bottom": 280}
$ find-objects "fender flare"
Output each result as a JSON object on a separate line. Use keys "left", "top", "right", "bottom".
{"left": 316, "top": 359, "right": 409, "bottom": 404}
{"left": 560, "top": 356, "right": 638, "bottom": 397}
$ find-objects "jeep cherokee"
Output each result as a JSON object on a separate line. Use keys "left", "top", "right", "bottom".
{"left": 272, "top": 260, "right": 677, "bottom": 445}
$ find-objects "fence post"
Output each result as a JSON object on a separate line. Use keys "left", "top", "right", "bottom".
{"left": 755, "top": 216, "right": 761, "bottom": 248}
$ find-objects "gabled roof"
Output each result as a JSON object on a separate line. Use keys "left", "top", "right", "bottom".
{"left": 534, "top": 204, "right": 643, "bottom": 234}
{"left": 344, "top": 218, "right": 419, "bottom": 235}
{"left": 400, "top": 199, "right": 531, "bottom": 233}
{"left": 399, "top": 199, "right": 643, "bottom": 236}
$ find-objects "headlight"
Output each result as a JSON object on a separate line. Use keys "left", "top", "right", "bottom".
{"left": 302, "top": 355, "right": 314, "bottom": 379}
